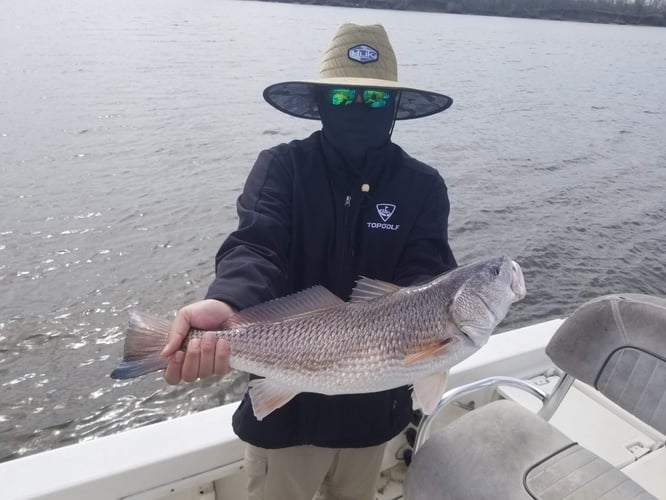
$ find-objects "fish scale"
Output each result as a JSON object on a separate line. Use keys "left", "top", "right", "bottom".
{"left": 227, "top": 297, "right": 441, "bottom": 378}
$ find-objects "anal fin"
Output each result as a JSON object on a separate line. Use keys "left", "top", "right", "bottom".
{"left": 248, "top": 378, "right": 300, "bottom": 421}
{"left": 412, "top": 371, "right": 449, "bottom": 415}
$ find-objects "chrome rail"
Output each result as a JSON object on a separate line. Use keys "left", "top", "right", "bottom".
{"left": 537, "top": 372, "right": 574, "bottom": 420}
{"left": 413, "top": 375, "right": 549, "bottom": 453}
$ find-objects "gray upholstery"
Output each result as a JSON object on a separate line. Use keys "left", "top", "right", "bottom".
{"left": 546, "top": 294, "right": 666, "bottom": 434}
{"left": 597, "top": 348, "right": 666, "bottom": 434}
{"left": 526, "top": 445, "right": 655, "bottom": 499}
{"left": 546, "top": 294, "right": 666, "bottom": 382}
{"left": 403, "top": 400, "right": 656, "bottom": 500}
{"left": 404, "top": 294, "right": 665, "bottom": 500}
{"left": 404, "top": 400, "right": 573, "bottom": 500}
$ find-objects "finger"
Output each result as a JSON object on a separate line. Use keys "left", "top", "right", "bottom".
{"left": 162, "top": 309, "right": 191, "bottom": 357}
{"left": 164, "top": 350, "right": 185, "bottom": 385}
{"left": 181, "top": 338, "right": 201, "bottom": 383}
{"left": 198, "top": 332, "right": 216, "bottom": 380}
{"left": 213, "top": 339, "right": 230, "bottom": 375}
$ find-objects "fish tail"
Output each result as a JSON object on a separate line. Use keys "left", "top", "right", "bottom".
{"left": 110, "top": 311, "right": 171, "bottom": 379}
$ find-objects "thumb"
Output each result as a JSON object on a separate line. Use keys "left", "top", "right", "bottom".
{"left": 161, "top": 308, "right": 192, "bottom": 357}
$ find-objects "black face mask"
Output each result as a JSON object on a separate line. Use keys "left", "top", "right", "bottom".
{"left": 317, "top": 89, "right": 397, "bottom": 161}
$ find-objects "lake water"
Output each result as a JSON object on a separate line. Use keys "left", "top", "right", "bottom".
{"left": 1, "top": 0, "right": 665, "bottom": 462}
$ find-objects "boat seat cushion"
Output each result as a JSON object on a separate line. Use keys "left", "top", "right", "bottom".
{"left": 526, "top": 444, "right": 654, "bottom": 499}
{"left": 403, "top": 400, "right": 656, "bottom": 500}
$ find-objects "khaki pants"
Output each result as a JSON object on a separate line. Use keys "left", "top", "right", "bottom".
{"left": 245, "top": 443, "right": 387, "bottom": 500}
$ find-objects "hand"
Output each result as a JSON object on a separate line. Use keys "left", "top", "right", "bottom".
{"left": 162, "top": 299, "right": 236, "bottom": 385}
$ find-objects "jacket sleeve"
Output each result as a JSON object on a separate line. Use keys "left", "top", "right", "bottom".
{"left": 393, "top": 173, "right": 457, "bottom": 286}
{"left": 204, "top": 149, "right": 292, "bottom": 310}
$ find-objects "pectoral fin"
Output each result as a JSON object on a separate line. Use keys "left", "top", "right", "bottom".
{"left": 248, "top": 378, "right": 300, "bottom": 421}
{"left": 412, "top": 371, "right": 449, "bottom": 415}
{"left": 403, "top": 337, "right": 455, "bottom": 365}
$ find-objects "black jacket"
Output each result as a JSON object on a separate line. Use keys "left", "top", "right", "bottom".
{"left": 205, "top": 131, "right": 456, "bottom": 448}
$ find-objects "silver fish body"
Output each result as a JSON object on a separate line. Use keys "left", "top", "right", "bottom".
{"left": 111, "top": 255, "right": 526, "bottom": 419}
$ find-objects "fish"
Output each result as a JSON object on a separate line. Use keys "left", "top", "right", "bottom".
{"left": 110, "top": 255, "right": 526, "bottom": 420}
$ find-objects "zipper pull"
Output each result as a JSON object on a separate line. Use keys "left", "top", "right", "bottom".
{"left": 345, "top": 195, "right": 351, "bottom": 207}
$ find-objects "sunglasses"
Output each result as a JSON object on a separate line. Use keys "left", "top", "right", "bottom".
{"left": 327, "top": 88, "right": 392, "bottom": 109}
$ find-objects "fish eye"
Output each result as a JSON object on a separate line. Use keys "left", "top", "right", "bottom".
{"left": 490, "top": 266, "right": 501, "bottom": 276}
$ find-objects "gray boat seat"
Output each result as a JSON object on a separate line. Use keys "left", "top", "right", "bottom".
{"left": 403, "top": 294, "right": 666, "bottom": 500}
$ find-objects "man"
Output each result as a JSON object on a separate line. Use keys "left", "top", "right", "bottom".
{"left": 161, "top": 23, "right": 457, "bottom": 500}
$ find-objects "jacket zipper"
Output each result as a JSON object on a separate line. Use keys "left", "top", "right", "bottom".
{"left": 344, "top": 194, "right": 354, "bottom": 256}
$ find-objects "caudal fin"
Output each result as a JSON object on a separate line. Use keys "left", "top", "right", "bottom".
{"left": 110, "top": 311, "right": 171, "bottom": 379}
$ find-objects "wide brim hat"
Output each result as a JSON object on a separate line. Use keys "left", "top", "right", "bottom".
{"left": 263, "top": 23, "right": 453, "bottom": 121}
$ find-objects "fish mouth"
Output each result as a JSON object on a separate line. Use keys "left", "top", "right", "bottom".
{"left": 510, "top": 260, "right": 526, "bottom": 301}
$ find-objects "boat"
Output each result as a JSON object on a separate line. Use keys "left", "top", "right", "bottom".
{"left": 2, "top": 294, "right": 664, "bottom": 499}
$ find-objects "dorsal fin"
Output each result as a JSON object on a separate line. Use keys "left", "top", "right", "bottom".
{"left": 223, "top": 286, "right": 344, "bottom": 327}
{"left": 349, "top": 276, "right": 401, "bottom": 303}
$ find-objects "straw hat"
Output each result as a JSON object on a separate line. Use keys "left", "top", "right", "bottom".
{"left": 263, "top": 23, "right": 453, "bottom": 120}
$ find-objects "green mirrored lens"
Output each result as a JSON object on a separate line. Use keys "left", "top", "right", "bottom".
{"left": 329, "top": 88, "right": 356, "bottom": 106}
{"left": 363, "top": 89, "right": 390, "bottom": 108}
{"left": 327, "top": 88, "right": 390, "bottom": 108}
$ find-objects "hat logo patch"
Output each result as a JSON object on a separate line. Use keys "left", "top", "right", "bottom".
{"left": 348, "top": 44, "right": 378, "bottom": 64}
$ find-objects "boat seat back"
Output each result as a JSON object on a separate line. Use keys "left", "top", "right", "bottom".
{"left": 545, "top": 294, "right": 666, "bottom": 433}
